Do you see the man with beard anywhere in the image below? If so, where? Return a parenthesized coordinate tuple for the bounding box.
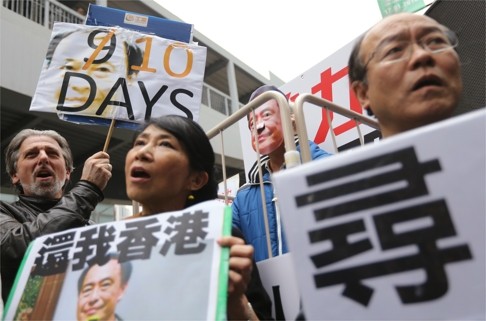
(0, 129, 112, 302)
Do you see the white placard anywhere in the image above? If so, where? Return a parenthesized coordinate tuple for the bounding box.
(273, 110, 486, 320)
(256, 253, 301, 320)
(3, 200, 230, 321)
(30, 23, 206, 123)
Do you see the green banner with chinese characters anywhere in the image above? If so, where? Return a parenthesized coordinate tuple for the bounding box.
(377, 0, 427, 17)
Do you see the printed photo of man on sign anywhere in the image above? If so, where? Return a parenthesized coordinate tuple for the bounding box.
(31, 23, 207, 123)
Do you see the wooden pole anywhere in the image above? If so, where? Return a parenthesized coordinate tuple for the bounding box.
(103, 118, 116, 152)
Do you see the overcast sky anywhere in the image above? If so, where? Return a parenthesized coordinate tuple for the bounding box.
(154, 0, 384, 83)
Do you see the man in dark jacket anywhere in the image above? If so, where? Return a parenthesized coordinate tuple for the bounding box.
(232, 85, 333, 262)
(0, 129, 112, 302)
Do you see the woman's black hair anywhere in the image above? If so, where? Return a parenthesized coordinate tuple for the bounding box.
(139, 115, 218, 207)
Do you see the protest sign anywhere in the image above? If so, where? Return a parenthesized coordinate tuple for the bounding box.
(3, 200, 231, 321)
(272, 109, 485, 320)
(30, 22, 207, 125)
(256, 253, 301, 320)
(58, 4, 197, 129)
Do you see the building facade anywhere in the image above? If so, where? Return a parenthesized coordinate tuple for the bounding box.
(0, 0, 281, 221)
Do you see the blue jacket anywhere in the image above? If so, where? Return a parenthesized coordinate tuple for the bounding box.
(232, 139, 332, 262)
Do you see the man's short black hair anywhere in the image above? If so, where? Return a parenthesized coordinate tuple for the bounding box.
(248, 85, 287, 103)
(77, 253, 133, 294)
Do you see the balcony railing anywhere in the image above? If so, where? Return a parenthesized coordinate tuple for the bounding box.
(202, 84, 234, 116)
(3, 0, 85, 27)
(2, 0, 234, 116)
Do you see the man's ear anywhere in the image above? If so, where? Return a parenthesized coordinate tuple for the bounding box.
(11, 173, 19, 185)
(352, 81, 371, 115)
(117, 284, 128, 302)
(190, 171, 209, 191)
(62, 170, 71, 190)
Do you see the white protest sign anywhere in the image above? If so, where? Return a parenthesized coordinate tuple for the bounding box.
(256, 254, 301, 320)
(281, 39, 380, 152)
(272, 109, 485, 320)
(30, 23, 207, 123)
(3, 200, 230, 321)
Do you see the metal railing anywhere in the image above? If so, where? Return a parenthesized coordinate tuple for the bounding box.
(292, 93, 380, 163)
(207, 91, 297, 258)
(207, 91, 381, 258)
(207, 90, 299, 196)
(2, 0, 85, 27)
(208, 92, 380, 178)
